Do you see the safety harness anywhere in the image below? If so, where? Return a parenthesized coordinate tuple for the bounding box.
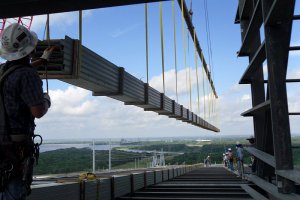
(0, 63, 42, 195)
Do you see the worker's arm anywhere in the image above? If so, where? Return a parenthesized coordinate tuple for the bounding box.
(30, 93, 51, 118)
(20, 67, 51, 119)
(31, 58, 45, 68)
(31, 46, 56, 68)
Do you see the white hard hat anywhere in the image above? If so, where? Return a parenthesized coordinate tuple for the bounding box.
(0, 23, 38, 61)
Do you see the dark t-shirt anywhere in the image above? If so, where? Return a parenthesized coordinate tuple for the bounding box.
(2, 60, 44, 133)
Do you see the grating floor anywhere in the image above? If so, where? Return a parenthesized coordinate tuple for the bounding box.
(117, 167, 257, 200)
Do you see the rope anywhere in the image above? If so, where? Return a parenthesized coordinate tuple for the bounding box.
(172, 0, 178, 102)
(160, 2, 165, 93)
(180, 0, 189, 109)
(194, 28, 200, 115)
(78, 10, 83, 75)
(145, 3, 149, 84)
(45, 14, 50, 94)
(188, 53, 192, 111)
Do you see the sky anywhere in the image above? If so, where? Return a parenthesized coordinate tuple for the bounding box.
(6, 0, 300, 140)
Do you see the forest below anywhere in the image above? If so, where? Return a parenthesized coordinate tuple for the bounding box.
(34, 138, 300, 175)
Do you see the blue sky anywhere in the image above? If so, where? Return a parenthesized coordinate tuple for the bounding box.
(13, 0, 299, 139)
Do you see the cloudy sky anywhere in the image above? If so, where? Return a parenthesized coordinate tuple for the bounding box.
(7, 1, 300, 139)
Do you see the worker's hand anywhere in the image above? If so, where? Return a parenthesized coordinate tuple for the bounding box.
(40, 46, 55, 61)
(43, 93, 51, 108)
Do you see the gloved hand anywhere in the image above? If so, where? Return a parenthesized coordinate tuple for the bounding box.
(40, 46, 55, 61)
(43, 93, 51, 108)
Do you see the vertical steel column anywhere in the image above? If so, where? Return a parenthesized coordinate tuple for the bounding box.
(237, 0, 267, 178)
(261, 0, 295, 194)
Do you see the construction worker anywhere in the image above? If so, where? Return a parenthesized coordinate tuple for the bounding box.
(227, 148, 234, 171)
(204, 155, 211, 167)
(0, 23, 53, 199)
(246, 136, 256, 173)
(235, 141, 244, 177)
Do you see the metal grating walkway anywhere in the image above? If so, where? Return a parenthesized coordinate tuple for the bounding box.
(117, 167, 260, 200)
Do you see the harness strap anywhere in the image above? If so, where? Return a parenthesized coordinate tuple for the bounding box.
(0, 64, 25, 141)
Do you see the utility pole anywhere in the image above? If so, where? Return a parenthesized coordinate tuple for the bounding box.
(109, 139, 111, 172)
(92, 140, 95, 173)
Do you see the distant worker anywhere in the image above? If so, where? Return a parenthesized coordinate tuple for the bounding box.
(0, 23, 54, 199)
(224, 152, 229, 167)
(227, 148, 234, 171)
(204, 155, 211, 167)
(246, 136, 256, 173)
(236, 141, 244, 177)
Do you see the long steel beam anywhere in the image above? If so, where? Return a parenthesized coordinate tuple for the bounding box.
(35, 37, 220, 132)
(0, 0, 172, 19)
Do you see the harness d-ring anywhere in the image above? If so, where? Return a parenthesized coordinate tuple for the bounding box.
(33, 134, 43, 146)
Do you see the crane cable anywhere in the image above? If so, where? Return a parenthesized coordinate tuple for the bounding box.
(160, 2, 165, 94)
(145, 3, 149, 84)
(194, 28, 200, 115)
(172, 0, 178, 103)
(180, 0, 189, 109)
(201, 52, 206, 119)
(187, 0, 193, 112)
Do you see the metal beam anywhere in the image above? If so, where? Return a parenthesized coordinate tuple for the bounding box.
(245, 174, 300, 200)
(276, 170, 300, 185)
(244, 147, 275, 168)
(241, 100, 270, 117)
(0, 0, 172, 19)
(240, 184, 269, 200)
(261, 0, 296, 194)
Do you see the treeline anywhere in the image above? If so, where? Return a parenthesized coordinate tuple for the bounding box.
(34, 143, 300, 175)
(34, 148, 150, 175)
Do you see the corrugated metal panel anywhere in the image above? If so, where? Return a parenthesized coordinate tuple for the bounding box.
(85, 180, 98, 200)
(163, 170, 169, 181)
(173, 168, 176, 177)
(148, 87, 161, 108)
(133, 173, 145, 191)
(192, 113, 197, 124)
(156, 95, 174, 115)
(28, 183, 80, 200)
(111, 71, 145, 103)
(36, 36, 74, 78)
(163, 96, 174, 113)
(182, 106, 188, 119)
(80, 45, 120, 92)
(114, 175, 131, 198)
(155, 170, 163, 183)
(146, 171, 155, 186)
(99, 178, 111, 200)
(188, 110, 193, 122)
(168, 169, 174, 179)
(174, 102, 181, 117)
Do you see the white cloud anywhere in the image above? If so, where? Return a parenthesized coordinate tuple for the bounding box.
(290, 40, 300, 57)
(287, 68, 300, 79)
(30, 10, 93, 32)
(35, 74, 300, 140)
(241, 94, 251, 101)
(111, 24, 139, 38)
(149, 68, 203, 95)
